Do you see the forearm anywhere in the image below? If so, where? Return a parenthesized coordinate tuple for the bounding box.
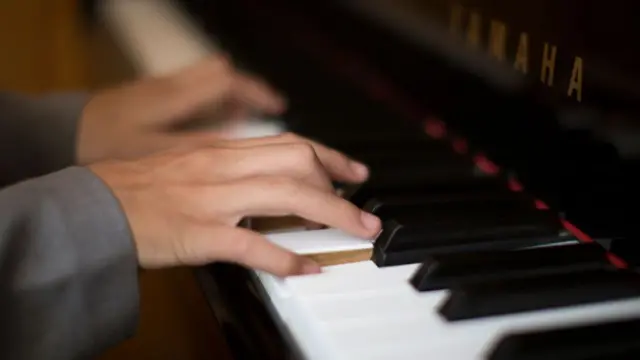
(0, 167, 139, 360)
(0, 92, 89, 187)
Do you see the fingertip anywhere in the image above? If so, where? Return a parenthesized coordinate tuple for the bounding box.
(301, 259, 322, 275)
(278, 254, 321, 277)
(211, 53, 233, 69)
(264, 93, 287, 114)
(275, 94, 288, 109)
(360, 211, 382, 237)
(350, 161, 369, 181)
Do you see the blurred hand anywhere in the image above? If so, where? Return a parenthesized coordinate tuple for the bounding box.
(89, 133, 379, 277)
(76, 55, 285, 164)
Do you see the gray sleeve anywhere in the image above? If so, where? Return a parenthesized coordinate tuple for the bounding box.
(0, 92, 89, 188)
(0, 166, 139, 360)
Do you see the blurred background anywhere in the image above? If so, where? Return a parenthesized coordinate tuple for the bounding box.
(0, 1, 230, 359)
(0, 1, 90, 93)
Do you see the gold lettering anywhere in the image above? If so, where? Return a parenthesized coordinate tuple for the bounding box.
(450, 3, 465, 34)
(514, 32, 529, 73)
(488, 20, 507, 61)
(540, 42, 557, 86)
(448, 10, 584, 101)
(466, 11, 482, 47)
(567, 56, 583, 102)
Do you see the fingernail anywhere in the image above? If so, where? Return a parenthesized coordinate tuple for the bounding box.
(351, 161, 369, 179)
(360, 211, 381, 232)
(302, 260, 322, 274)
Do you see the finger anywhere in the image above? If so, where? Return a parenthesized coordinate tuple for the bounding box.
(187, 224, 321, 276)
(302, 187, 346, 230)
(181, 144, 335, 192)
(220, 176, 382, 239)
(161, 56, 236, 121)
(214, 133, 369, 183)
(188, 96, 251, 127)
(232, 72, 287, 114)
(126, 56, 236, 127)
(219, 99, 251, 122)
(229, 143, 334, 191)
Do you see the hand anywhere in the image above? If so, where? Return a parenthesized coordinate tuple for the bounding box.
(76, 55, 285, 164)
(88, 133, 380, 276)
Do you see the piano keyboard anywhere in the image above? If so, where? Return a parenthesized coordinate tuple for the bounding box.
(256, 127, 640, 359)
(94, 1, 640, 359)
(256, 256, 640, 359)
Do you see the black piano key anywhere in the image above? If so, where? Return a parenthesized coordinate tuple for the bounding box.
(439, 268, 640, 321)
(373, 209, 571, 267)
(326, 136, 450, 159)
(345, 177, 505, 208)
(486, 317, 640, 360)
(352, 147, 462, 166)
(297, 118, 430, 143)
(364, 191, 532, 220)
(409, 243, 609, 292)
(366, 156, 486, 187)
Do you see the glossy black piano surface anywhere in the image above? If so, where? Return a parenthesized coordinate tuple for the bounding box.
(85, 0, 640, 358)
(174, 0, 640, 247)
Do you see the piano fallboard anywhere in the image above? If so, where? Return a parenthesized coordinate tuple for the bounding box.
(175, 0, 640, 247)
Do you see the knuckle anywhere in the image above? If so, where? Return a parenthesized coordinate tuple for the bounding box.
(291, 141, 316, 157)
(289, 142, 318, 171)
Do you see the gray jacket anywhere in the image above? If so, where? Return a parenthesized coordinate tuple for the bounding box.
(0, 93, 139, 360)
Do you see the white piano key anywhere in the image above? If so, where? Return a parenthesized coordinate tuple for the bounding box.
(309, 287, 445, 322)
(270, 295, 342, 360)
(440, 297, 640, 359)
(319, 281, 640, 359)
(253, 274, 343, 360)
(333, 320, 444, 359)
(307, 287, 448, 356)
(224, 117, 286, 138)
(255, 247, 640, 360)
(254, 270, 292, 299)
(255, 259, 379, 307)
(286, 262, 419, 296)
(265, 228, 373, 256)
(277, 251, 640, 359)
(253, 233, 640, 360)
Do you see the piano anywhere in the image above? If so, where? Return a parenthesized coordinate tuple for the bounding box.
(84, 0, 640, 358)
